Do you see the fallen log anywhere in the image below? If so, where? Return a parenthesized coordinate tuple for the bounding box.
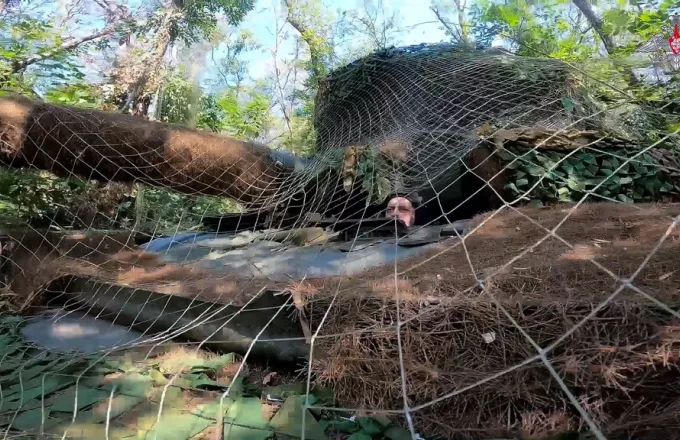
(45, 277, 308, 363)
(0, 95, 286, 206)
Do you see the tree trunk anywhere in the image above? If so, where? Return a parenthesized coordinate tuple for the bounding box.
(122, 5, 177, 117)
(572, 0, 615, 54)
(0, 95, 285, 206)
(283, 0, 325, 88)
(571, 0, 639, 85)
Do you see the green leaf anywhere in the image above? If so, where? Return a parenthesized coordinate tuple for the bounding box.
(526, 166, 547, 177)
(660, 182, 673, 193)
(643, 179, 658, 194)
(89, 372, 154, 398)
(505, 160, 522, 170)
(149, 369, 168, 385)
(50, 385, 111, 412)
(11, 407, 50, 431)
(515, 178, 529, 187)
(561, 162, 575, 175)
(347, 432, 373, 440)
(2, 358, 62, 387)
(567, 179, 585, 192)
(496, 149, 515, 161)
(496, 150, 515, 161)
(224, 424, 273, 440)
(605, 175, 621, 187)
(619, 177, 633, 185)
(142, 404, 220, 440)
(225, 397, 270, 430)
(327, 419, 360, 433)
(617, 194, 634, 203)
(561, 97, 575, 113)
(1, 376, 76, 411)
(357, 417, 384, 436)
(384, 425, 412, 440)
(505, 182, 519, 193)
(634, 165, 649, 175)
(584, 177, 606, 186)
(74, 393, 144, 424)
(269, 396, 327, 440)
(580, 153, 597, 165)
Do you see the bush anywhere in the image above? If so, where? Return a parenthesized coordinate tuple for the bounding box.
(499, 147, 680, 205)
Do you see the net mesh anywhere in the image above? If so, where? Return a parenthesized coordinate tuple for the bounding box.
(0, 43, 680, 440)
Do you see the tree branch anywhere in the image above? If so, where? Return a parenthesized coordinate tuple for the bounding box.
(572, 0, 641, 86)
(571, 0, 614, 54)
(430, 6, 464, 46)
(12, 25, 117, 73)
(283, 0, 325, 83)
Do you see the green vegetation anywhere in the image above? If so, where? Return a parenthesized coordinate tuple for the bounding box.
(500, 146, 680, 205)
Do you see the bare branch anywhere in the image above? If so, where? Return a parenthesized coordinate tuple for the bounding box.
(430, 6, 464, 45)
(272, 16, 293, 135)
(571, 0, 615, 54)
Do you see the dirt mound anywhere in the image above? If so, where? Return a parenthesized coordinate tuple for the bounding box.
(303, 202, 680, 439)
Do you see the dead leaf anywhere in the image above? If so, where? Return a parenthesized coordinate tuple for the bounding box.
(659, 271, 675, 281)
(262, 372, 278, 385)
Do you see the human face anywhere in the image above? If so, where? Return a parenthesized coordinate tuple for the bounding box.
(386, 197, 415, 227)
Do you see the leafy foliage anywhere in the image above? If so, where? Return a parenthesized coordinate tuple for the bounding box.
(354, 147, 391, 204)
(0, 16, 86, 95)
(0, 170, 81, 224)
(280, 115, 317, 157)
(214, 88, 274, 140)
(499, 147, 680, 205)
(156, 69, 202, 125)
(159, 0, 256, 46)
(0, 168, 238, 232)
(478, 0, 598, 61)
(127, 187, 240, 232)
(44, 83, 101, 107)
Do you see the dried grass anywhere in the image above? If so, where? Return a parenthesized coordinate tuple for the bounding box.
(302, 202, 680, 439)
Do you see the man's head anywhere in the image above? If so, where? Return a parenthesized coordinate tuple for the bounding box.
(386, 196, 415, 227)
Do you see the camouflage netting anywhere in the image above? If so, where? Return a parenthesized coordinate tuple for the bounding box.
(1, 44, 678, 223)
(310, 44, 679, 209)
(2, 43, 680, 440)
(302, 202, 680, 440)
